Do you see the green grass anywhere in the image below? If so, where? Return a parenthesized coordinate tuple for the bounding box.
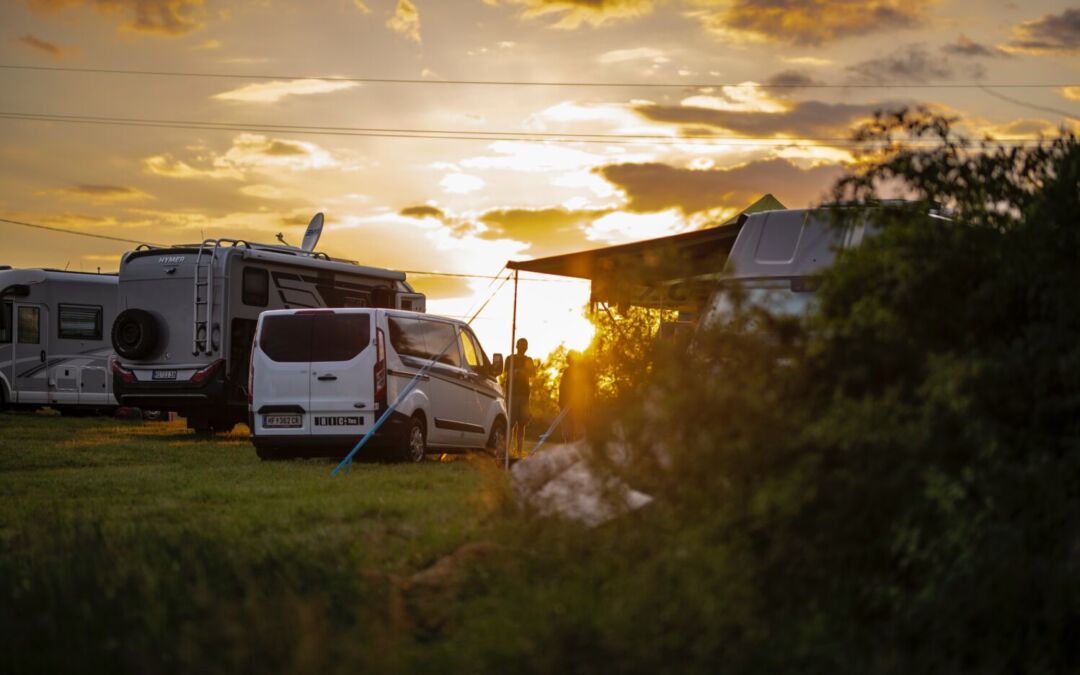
(0, 411, 497, 674)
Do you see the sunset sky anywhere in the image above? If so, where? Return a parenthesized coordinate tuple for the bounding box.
(2, 0, 1077, 357)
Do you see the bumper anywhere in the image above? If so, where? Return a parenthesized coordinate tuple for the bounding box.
(114, 369, 229, 412)
(249, 410, 411, 458)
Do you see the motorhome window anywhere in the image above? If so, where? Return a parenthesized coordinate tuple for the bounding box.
(242, 267, 269, 307)
(0, 302, 10, 343)
(460, 328, 480, 368)
(310, 314, 371, 362)
(17, 306, 40, 344)
(260, 315, 313, 362)
(58, 304, 102, 340)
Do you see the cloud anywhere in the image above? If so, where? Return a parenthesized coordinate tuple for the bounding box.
(596, 159, 842, 214)
(846, 44, 982, 83)
(25, 0, 208, 36)
(479, 206, 612, 254)
(400, 205, 447, 220)
(144, 134, 343, 180)
(694, 0, 931, 46)
(352, 0, 371, 12)
(38, 184, 152, 203)
(460, 141, 609, 173)
(441, 173, 486, 194)
(1002, 9, 1080, 56)
(387, 0, 421, 43)
(942, 34, 1010, 58)
(491, 0, 655, 28)
(597, 46, 668, 64)
(765, 69, 822, 90)
(212, 79, 358, 103)
(633, 99, 882, 137)
(15, 34, 64, 58)
(406, 274, 475, 300)
(1062, 87, 1080, 102)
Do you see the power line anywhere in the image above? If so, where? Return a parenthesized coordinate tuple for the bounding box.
(0, 216, 587, 283)
(1, 63, 1075, 90)
(0, 217, 162, 246)
(978, 86, 1079, 122)
(0, 110, 1051, 147)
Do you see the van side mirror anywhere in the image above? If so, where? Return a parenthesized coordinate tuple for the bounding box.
(491, 353, 503, 375)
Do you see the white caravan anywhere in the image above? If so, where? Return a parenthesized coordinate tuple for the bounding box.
(111, 232, 426, 435)
(250, 308, 506, 461)
(0, 267, 118, 413)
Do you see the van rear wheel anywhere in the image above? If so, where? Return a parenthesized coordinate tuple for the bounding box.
(400, 416, 426, 463)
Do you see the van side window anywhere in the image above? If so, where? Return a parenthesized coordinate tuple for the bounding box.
(242, 267, 269, 307)
(460, 328, 480, 368)
(388, 317, 428, 359)
(17, 306, 40, 344)
(423, 321, 462, 367)
(0, 302, 11, 344)
(387, 317, 462, 367)
(465, 329, 488, 368)
(58, 304, 103, 340)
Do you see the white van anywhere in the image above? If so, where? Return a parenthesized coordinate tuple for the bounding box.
(249, 308, 507, 461)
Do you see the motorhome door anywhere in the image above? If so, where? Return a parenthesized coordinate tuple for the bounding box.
(11, 302, 48, 404)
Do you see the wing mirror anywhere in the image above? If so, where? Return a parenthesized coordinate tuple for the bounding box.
(490, 353, 504, 376)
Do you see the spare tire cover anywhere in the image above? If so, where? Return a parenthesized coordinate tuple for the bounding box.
(112, 308, 159, 360)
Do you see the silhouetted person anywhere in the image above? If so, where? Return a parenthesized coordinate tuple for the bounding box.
(559, 351, 592, 442)
(504, 337, 535, 455)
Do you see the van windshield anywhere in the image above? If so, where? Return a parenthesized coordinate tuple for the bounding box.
(701, 278, 818, 329)
(260, 313, 371, 363)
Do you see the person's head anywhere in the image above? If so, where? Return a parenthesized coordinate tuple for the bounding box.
(566, 351, 576, 365)
(516, 337, 528, 355)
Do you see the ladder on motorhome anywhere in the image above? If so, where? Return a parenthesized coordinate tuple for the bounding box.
(192, 240, 217, 355)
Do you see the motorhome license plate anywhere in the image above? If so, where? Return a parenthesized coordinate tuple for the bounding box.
(264, 414, 302, 428)
(152, 370, 178, 380)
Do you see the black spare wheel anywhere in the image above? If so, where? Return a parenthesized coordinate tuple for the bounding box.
(112, 309, 159, 360)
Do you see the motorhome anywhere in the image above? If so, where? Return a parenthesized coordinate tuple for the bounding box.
(110, 220, 426, 435)
(0, 267, 118, 414)
(249, 308, 506, 461)
(699, 207, 873, 326)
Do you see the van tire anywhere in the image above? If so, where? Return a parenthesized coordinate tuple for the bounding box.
(487, 419, 507, 460)
(400, 416, 426, 463)
(112, 309, 159, 360)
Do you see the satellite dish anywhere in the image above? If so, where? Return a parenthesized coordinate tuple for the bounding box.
(301, 212, 324, 252)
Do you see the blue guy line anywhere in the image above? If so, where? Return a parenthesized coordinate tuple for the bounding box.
(529, 406, 569, 457)
(331, 337, 460, 477)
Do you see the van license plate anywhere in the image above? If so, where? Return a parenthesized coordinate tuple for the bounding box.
(264, 414, 302, 428)
(152, 370, 178, 380)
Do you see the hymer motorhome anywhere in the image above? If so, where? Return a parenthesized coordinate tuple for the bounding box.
(111, 216, 425, 434)
(0, 267, 118, 413)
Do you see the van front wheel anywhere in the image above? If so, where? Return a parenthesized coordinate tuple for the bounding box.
(401, 417, 426, 463)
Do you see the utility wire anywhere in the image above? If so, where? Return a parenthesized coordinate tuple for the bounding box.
(0, 110, 1051, 147)
(0, 216, 162, 246)
(1, 63, 1075, 90)
(978, 86, 1079, 122)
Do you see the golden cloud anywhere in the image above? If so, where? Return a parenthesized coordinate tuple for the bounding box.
(212, 79, 359, 104)
(491, 0, 655, 28)
(479, 206, 612, 255)
(406, 274, 475, 300)
(1062, 87, 1080, 102)
(14, 34, 64, 58)
(37, 184, 152, 203)
(596, 159, 842, 214)
(387, 0, 421, 43)
(692, 0, 932, 46)
(25, 0, 208, 36)
(1002, 9, 1080, 56)
(633, 99, 885, 137)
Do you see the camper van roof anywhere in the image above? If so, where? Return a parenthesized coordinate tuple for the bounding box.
(0, 267, 118, 294)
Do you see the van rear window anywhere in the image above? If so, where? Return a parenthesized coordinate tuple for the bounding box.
(260, 313, 371, 363)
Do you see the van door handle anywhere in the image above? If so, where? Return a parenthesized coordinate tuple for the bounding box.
(40, 351, 46, 363)
(317, 374, 337, 381)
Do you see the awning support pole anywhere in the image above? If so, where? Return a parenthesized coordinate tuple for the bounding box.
(506, 269, 519, 470)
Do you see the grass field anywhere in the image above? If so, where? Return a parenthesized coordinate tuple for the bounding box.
(0, 411, 505, 673)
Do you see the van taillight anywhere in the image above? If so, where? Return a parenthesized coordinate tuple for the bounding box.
(374, 327, 387, 408)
